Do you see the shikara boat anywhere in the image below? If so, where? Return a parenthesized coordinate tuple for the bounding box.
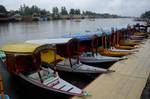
(119, 40, 139, 46)
(80, 52, 126, 68)
(125, 28, 147, 41)
(62, 33, 126, 66)
(26, 38, 114, 73)
(0, 75, 10, 99)
(110, 31, 137, 50)
(118, 29, 144, 46)
(134, 32, 147, 36)
(98, 34, 130, 57)
(0, 43, 88, 96)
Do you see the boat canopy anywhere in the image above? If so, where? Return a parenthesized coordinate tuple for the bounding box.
(0, 43, 65, 73)
(26, 38, 72, 45)
(62, 33, 97, 41)
(0, 43, 56, 55)
(0, 43, 41, 53)
(62, 25, 128, 41)
(62, 31, 112, 41)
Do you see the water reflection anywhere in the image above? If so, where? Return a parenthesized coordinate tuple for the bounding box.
(0, 18, 142, 45)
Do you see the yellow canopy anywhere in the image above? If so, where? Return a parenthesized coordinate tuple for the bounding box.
(41, 49, 64, 63)
(0, 43, 41, 53)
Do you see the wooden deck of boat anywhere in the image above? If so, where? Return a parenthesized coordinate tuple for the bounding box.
(72, 39, 150, 99)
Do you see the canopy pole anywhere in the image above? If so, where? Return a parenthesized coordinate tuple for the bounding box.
(114, 33, 117, 46)
(102, 34, 104, 49)
(110, 34, 112, 48)
(92, 36, 98, 55)
(37, 70, 43, 83)
(53, 49, 57, 75)
(91, 37, 95, 56)
(95, 37, 98, 55)
(117, 31, 120, 45)
(104, 35, 107, 49)
(66, 43, 72, 67)
(0, 75, 5, 99)
(77, 40, 80, 64)
(33, 53, 43, 83)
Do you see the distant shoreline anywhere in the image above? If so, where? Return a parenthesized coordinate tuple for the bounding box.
(0, 16, 131, 23)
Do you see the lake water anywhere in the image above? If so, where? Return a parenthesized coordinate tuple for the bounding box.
(0, 18, 144, 99)
(0, 18, 142, 45)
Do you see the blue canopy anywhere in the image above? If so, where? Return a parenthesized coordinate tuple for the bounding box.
(62, 31, 112, 41)
(62, 33, 93, 41)
(63, 31, 101, 41)
(62, 24, 128, 41)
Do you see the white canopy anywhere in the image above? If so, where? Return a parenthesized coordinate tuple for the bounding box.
(25, 38, 72, 45)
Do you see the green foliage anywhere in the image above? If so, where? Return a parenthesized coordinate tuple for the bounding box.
(19, 4, 48, 16)
(0, 5, 7, 13)
(74, 9, 80, 15)
(69, 9, 75, 15)
(40, 9, 49, 16)
(0, 5, 7, 17)
(83, 11, 96, 15)
(52, 7, 59, 15)
(141, 11, 150, 19)
(69, 9, 80, 15)
(0, 4, 122, 18)
(61, 6, 68, 15)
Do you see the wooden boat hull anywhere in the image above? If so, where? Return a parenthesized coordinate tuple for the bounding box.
(115, 45, 135, 50)
(130, 37, 144, 40)
(119, 41, 139, 46)
(97, 48, 129, 57)
(79, 52, 126, 68)
(126, 39, 145, 43)
(44, 58, 111, 74)
(81, 61, 116, 69)
(134, 32, 147, 36)
(130, 35, 145, 38)
(18, 70, 87, 96)
(109, 48, 138, 53)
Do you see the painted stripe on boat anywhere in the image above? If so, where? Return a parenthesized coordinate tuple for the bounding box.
(53, 82, 66, 89)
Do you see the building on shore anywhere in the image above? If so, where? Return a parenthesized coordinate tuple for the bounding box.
(9, 14, 22, 22)
(0, 13, 9, 22)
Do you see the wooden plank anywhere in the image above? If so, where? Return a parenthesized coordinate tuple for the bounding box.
(72, 39, 150, 99)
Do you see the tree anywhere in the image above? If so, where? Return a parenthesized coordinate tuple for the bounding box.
(141, 11, 150, 19)
(0, 5, 7, 13)
(69, 9, 75, 15)
(31, 5, 40, 14)
(83, 11, 95, 15)
(61, 6, 68, 15)
(74, 9, 80, 15)
(0, 5, 7, 17)
(52, 7, 59, 15)
(40, 9, 48, 16)
(19, 4, 42, 16)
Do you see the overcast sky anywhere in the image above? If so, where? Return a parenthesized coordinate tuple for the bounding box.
(1, 0, 150, 17)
